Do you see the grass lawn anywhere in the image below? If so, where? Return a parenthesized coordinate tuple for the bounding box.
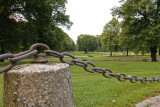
(8, 51, 160, 63)
(66, 51, 140, 56)
(76, 55, 158, 61)
(66, 51, 155, 57)
(46, 51, 160, 62)
(1, 59, 160, 106)
(70, 61, 160, 107)
(46, 55, 160, 63)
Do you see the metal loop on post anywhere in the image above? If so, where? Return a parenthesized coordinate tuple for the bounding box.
(29, 43, 50, 63)
(30, 43, 50, 51)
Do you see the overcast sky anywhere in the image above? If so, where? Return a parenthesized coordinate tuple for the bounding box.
(62, 0, 120, 43)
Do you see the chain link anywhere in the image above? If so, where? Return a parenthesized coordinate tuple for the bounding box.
(83, 61, 96, 73)
(59, 53, 76, 65)
(9, 50, 38, 63)
(0, 43, 160, 83)
(0, 53, 16, 73)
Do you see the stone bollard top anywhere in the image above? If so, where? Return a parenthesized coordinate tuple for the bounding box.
(9, 63, 69, 74)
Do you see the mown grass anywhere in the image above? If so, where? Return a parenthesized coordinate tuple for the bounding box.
(66, 51, 154, 57)
(6, 51, 160, 62)
(66, 51, 137, 56)
(46, 52, 160, 61)
(70, 61, 160, 107)
(76, 55, 157, 61)
(1, 58, 160, 106)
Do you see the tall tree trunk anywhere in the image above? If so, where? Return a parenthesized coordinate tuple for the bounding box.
(110, 51, 112, 57)
(126, 48, 128, 56)
(0, 42, 5, 62)
(150, 46, 157, 62)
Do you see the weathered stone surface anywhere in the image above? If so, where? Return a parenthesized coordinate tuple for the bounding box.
(3, 63, 74, 107)
(136, 96, 160, 107)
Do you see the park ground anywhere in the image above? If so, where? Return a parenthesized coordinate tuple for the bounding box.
(1, 52, 160, 107)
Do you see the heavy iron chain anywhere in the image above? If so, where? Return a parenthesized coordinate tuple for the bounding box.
(0, 43, 160, 83)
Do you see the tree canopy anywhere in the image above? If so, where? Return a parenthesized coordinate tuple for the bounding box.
(77, 34, 98, 53)
(0, 0, 72, 55)
(101, 18, 120, 56)
(112, 0, 160, 61)
(62, 33, 76, 51)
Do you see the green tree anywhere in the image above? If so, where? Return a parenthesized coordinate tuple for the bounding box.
(22, 0, 72, 45)
(77, 35, 98, 53)
(63, 33, 76, 51)
(43, 25, 67, 52)
(101, 18, 120, 56)
(96, 35, 102, 51)
(0, 0, 23, 55)
(112, 0, 160, 61)
(0, 0, 72, 61)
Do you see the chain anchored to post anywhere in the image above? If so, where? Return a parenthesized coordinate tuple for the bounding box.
(0, 43, 160, 83)
(30, 43, 50, 63)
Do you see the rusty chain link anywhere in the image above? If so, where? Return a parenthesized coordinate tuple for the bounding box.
(0, 43, 160, 83)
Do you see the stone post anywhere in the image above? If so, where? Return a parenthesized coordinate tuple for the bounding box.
(3, 63, 74, 107)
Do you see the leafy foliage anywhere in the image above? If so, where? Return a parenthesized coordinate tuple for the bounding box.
(96, 35, 103, 51)
(112, 0, 160, 61)
(62, 33, 76, 51)
(77, 35, 98, 53)
(0, 0, 72, 55)
(101, 18, 120, 56)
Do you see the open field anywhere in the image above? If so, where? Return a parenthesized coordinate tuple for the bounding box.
(14, 55, 160, 63)
(50, 51, 160, 62)
(1, 55, 160, 106)
(70, 61, 160, 107)
(66, 51, 155, 57)
(4, 51, 160, 63)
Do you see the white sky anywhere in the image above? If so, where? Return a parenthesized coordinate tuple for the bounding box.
(62, 0, 120, 43)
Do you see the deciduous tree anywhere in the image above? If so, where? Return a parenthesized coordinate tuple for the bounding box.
(112, 0, 160, 61)
(77, 35, 98, 53)
(101, 18, 120, 56)
(0, 0, 72, 62)
(63, 33, 76, 51)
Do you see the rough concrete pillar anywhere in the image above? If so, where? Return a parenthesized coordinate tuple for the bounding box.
(3, 63, 74, 107)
